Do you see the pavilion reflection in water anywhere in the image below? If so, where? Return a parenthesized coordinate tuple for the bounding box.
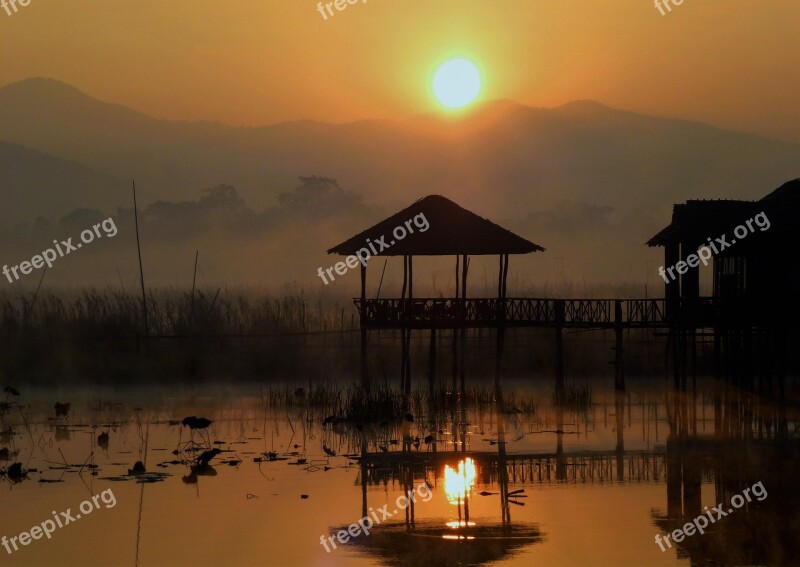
(335, 393, 543, 566)
(325, 367, 799, 567)
(321, 182, 800, 566)
(649, 376, 800, 566)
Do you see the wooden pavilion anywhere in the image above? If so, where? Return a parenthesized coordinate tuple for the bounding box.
(325, 180, 799, 396)
(328, 194, 545, 392)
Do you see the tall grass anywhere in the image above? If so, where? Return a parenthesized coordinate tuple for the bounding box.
(0, 288, 353, 340)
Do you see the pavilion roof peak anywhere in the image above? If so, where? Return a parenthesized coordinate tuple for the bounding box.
(328, 194, 544, 256)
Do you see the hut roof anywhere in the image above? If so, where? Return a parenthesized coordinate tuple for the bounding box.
(647, 200, 756, 247)
(647, 179, 800, 247)
(328, 195, 544, 256)
(759, 178, 800, 207)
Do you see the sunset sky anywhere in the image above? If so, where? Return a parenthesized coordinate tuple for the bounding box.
(1, 0, 798, 141)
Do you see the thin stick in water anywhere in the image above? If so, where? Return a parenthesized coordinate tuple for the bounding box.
(189, 251, 198, 333)
(132, 180, 149, 337)
(29, 267, 47, 316)
(116, 268, 126, 294)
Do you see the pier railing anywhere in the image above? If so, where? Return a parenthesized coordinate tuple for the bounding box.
(354, 297, 737, 329)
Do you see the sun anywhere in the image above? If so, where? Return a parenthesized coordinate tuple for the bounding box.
(432, 58, 482, 109)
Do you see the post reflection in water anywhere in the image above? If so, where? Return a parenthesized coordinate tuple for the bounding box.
(339, 328, 800, 567)
(444, 457, 477, 532)
(7, 341, 800, 566)
(341, 376, 543, 566)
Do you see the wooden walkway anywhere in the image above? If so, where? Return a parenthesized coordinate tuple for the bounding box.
(356, 297, 730, 330)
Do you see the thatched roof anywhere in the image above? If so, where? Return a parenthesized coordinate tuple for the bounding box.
(328, 195, 544, 256)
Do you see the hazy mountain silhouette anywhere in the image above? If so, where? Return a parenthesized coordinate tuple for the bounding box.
(2, 78, 799, 288)
(2, 77, 798, 220)
(0, 141, 120, 224)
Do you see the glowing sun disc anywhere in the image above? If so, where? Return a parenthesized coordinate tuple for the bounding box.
(432, 58, 481, 109)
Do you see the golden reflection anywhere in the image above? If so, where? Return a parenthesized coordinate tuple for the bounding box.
(446, 521, 477, 528)
(444, 458, 477, 505)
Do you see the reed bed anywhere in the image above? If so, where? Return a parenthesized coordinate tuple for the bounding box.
(0, 288, 353, 340)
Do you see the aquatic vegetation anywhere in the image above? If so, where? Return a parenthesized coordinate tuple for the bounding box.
(128, 461, 146, 476)
(4, 462, 26, 482)
(196, 448, 222, 467)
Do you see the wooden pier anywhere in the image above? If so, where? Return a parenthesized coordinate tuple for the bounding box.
(327, 188, 797, 394)
(354, 296, 765, 330)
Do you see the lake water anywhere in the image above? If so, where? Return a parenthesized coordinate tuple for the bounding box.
(0, 375, 797, 566)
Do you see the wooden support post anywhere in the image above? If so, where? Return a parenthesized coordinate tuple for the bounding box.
(497, 254, 504, 300)
(671, 328, 683, 393)
(406, 256, 413, 400)
(400, 256, 408, 394)
(555, 299, 565, 395)
(461, 255, 469, 300)
(681, 330, 688, 394)
(429, 328, 436, 402)
(664, 243, 680, 322)
(615, 391, 625, 482)
(691, 328, 697, 392)
(401, 255, 408, 300)
(360, 437, 369, 519)
(408, 255, 414, 302)
(495, 255, 506, 399)
(405, 327, 412, 401)
(360, 262, 369, 391)
(682, 450, 702, 517)
(455, 255, 460, 298)
(401, 327, 407, 396)
(680, 241, 700, 303)
(502, 254, 509, 299)
(496, 394, 510, 524)
(614, 300, 625, 392)
(680, 239, 699, 401)
(460, 254, 468, 395)
(452, 256, 459, 394)
(555, 404, 566, 482)
(743, 327, 753, 392)
(666, 438, 682, 517)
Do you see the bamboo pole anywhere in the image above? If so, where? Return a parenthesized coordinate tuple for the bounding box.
(189, 251, 198, 334)
(30, 266, 47, 312)
(132, 181, 149, 339)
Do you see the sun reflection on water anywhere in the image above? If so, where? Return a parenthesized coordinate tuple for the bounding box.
(444, 457, 477, 505)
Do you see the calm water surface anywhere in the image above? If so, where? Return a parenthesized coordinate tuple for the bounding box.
(0, 377, 797, 567)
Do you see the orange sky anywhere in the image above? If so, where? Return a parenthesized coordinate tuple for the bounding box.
(1, 0, 798, 141)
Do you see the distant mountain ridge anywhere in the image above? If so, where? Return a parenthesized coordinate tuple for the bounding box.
(1, 77, 798, 222)
(1, 77, 799, 287)
(0, 140, 120, 224)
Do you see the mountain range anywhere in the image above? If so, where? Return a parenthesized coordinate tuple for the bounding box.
(1, 77, 798, 287)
